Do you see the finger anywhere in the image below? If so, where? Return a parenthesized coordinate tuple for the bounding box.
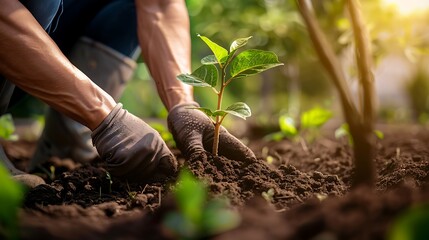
(217, 130, 256, 162)
(178, 135, 206, 160)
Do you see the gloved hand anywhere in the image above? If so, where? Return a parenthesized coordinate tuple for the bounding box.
(167, 102, 256, 161)
(91, 104, 177, 182)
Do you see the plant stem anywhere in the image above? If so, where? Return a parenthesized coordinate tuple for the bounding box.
(347, 0, 376, 187)
(213, 66, 227, 155)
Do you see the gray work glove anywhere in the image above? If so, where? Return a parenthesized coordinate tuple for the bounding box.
(92, 104, 177, 182)
(167, 102, 256, 161)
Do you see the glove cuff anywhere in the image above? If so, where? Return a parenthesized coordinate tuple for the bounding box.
(91, 103, 123, 141)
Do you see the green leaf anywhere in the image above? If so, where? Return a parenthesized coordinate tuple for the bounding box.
(164, 212, 199, 238)
(263, 131, 286, 142)
(177, 64, 218, 87)
(0, 114, 17, 140)
(215, 102, 251, 120)
(174, 170, 207, 224)
(335, 123, 353, 145)
(279, 115, 298, 137)
(201, 199, 241, 235)
(201, 55, 218, 65)
(229, 36, 252, 53)
(198, 34, 228, 65)
(374, 130, 384, 140)
(388, 204, 429, 240)
(191, 107, 215, 117)
(300, 107, 333, 130)
(334, 123, 350, 139)
(230, 49, 283, 79)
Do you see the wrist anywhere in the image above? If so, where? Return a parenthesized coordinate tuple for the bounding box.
(164, 85, 195, 111)
(88, 100, 117, 131)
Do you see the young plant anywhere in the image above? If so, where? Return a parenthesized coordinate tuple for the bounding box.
(297, 0, 377, 186)
(177, 35, 283, 155)
(265, 106, 333, 145)
(163, 169, 240, 239)
(262, 188, 275, 203)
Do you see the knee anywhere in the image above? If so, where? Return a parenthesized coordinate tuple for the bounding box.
(20, 0, 62, 30)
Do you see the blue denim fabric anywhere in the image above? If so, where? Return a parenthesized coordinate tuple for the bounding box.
(1, 0, 139, 114)
(20, 0, 63, 31)
(51, 0, 139, 58)
(0, 0, 62, 114)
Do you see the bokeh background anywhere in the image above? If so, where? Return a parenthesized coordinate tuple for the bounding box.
(9, 0, 429, 136)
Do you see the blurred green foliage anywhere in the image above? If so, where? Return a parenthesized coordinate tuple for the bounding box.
(163, 169, 240, 239)
(0, 164, 24, 240)
(388, 204, 429, 240)
(406, 67, 429, 124)
(0, 114, 18, 141)
(265, 106, 332, 142)
(4, 0, 429, 129)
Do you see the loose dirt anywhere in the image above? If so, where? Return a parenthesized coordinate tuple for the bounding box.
(3, 124, 429, 239)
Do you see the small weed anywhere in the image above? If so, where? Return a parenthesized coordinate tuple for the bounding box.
(106, 172, 112, 194)
(262, 188, 275, 203)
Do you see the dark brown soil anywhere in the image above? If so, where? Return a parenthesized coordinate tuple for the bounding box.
(3, 124, 429, 240)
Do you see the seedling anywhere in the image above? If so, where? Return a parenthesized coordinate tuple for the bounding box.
(106, 172, 113, 194)
(177, 35, 283, 155)
(262, 188, 275, 203)
(163, 169, 240, 239)
(265, 107, 333, 149)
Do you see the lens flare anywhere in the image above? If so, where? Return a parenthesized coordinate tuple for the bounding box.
(382, 0, 429, 15)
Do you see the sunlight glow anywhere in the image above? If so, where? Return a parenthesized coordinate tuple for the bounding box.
(382, 0, 429, 15)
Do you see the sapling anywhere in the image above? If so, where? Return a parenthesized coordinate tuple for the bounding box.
(177, 35, 283, 155)
(297, 0, 377, 186)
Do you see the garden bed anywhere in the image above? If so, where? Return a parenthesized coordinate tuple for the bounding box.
(4, 123, 429, 239)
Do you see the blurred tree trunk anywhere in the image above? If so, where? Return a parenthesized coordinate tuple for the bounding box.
(296, 0, 376, 187)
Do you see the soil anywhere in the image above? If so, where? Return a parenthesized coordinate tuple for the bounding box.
(3, 123, 429, 240)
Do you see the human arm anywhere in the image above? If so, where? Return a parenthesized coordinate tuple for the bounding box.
(0, 0, 176, 181)
(135, 0, 256, 161)
(0, 0, 115, 130)
(135, 0, 194, 110)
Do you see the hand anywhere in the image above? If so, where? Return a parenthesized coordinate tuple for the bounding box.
(91, 104, 177, 182)
(167, 102, 256, 161)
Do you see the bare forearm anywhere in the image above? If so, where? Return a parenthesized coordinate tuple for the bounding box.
(136, 0, 194, 111)
(0, 0, 115, 130)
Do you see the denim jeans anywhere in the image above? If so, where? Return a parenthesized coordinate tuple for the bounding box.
(0, 0, 139, 114)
